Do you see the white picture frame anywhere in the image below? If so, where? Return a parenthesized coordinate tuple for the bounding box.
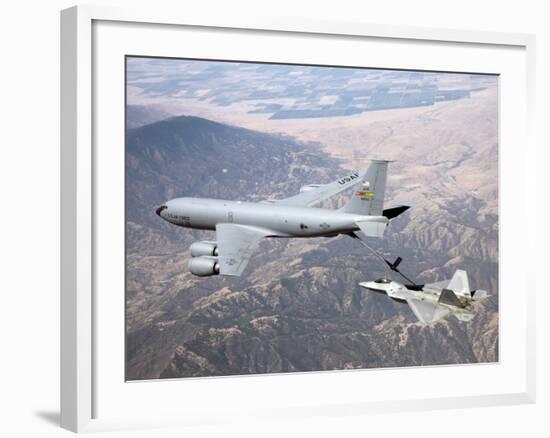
(60, 4, 537, 433)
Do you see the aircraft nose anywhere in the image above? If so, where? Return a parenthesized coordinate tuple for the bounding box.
(155, 205, 167, 217)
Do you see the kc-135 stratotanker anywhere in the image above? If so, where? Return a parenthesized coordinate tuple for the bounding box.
(156, 160, 410, 277)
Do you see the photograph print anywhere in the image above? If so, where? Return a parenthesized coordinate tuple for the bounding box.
(125, 56, 498, 380)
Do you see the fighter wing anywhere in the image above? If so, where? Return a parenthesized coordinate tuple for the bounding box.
(215, 223, 269, 276)
(423, 279, 450, 292)
(274, 169, 366, 207)
(406, 298, 450, 324)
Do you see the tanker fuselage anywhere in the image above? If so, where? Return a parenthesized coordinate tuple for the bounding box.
(157, 197, 386, 238)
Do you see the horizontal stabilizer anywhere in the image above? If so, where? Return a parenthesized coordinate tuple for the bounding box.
(355, 218, 388, 238)
(407, 298, 450, 324)
(454, 311, 475, 322)
(438, 288, 464, 307)
(407, 298, 475, 324)
(472, 289, 489, 300)
(382, 205, 410, 220)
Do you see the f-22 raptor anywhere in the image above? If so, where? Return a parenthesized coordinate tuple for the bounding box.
(359, 270, 489, 323)
(156, 160, 409, 277)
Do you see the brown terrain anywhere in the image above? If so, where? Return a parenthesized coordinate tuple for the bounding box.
(125, 84, 498, 380)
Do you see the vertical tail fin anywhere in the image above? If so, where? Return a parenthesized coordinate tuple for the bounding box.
(447, 269, 471, 298)
(339, 160, 389, 216)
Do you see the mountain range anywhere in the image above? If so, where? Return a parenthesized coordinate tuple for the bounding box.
(125, 114, 498, 380)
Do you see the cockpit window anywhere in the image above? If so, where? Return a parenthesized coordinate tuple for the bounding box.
(374, 278, 391, 284)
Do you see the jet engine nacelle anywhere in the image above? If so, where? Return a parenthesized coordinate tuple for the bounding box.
(299, 184, 321, 193)
(188, 256, 220, 277)
(190, 240, 218, 257)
